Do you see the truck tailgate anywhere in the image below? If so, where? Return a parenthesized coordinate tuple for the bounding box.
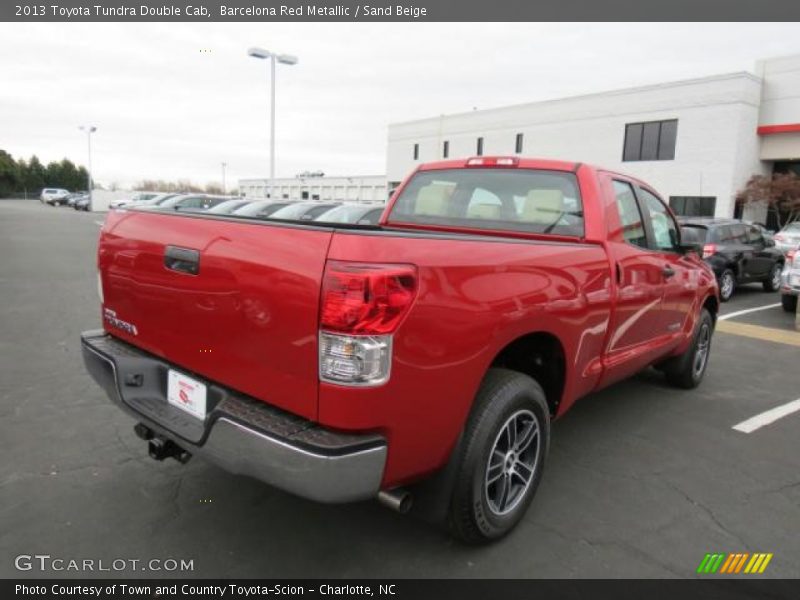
(98, 210, 332, 420)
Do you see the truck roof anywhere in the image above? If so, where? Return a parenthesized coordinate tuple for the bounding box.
(417, 156, 580, 173)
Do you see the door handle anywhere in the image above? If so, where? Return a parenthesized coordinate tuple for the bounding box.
(662, 266, 675, 278)
(164, 246, 200, 275)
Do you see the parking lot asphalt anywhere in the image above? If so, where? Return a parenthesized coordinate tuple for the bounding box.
(1, 199, 798, 579)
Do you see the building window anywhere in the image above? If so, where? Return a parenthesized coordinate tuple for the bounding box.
(669, 196, 716, 217)
(413, 143, 419, 160)
(443, 140, 449, 158)
(623, 119, 678, 161)
(476, 137, 484, 156)
(301, 191, 309, 200)
(515, 133, 524, 154)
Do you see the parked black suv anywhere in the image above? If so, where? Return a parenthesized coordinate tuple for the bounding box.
(679, 218, 785, 302)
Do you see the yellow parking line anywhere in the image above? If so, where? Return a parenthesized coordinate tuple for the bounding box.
(716, 321, 800, 347)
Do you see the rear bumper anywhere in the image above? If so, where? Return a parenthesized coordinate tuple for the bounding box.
(81, 330, 387, 503)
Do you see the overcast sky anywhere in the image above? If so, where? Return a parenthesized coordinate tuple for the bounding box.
(2, 22, 800, 189)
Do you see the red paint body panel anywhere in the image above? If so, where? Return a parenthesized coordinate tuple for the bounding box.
(322, 232, 612, 485)
(96, 160, 718, 490)
(98, 210, 332, 420)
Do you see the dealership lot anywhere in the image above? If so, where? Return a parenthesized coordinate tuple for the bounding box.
(0, 199, 798, 578)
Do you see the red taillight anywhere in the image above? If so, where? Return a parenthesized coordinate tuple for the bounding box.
(465, 156, 519, 168)
(788, 249, 796, 262)
(702, 244, 717, 259)
(320, 261, 418, 335)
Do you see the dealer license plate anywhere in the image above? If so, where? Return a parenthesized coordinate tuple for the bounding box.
(790, 273, 800, 287)
(167, 370, 207, 420)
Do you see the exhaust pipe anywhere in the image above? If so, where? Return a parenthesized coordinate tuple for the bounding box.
(378, 488, 413, 514)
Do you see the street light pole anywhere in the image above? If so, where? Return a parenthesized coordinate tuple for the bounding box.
(221, 162, 227, 195)
(79, 125, 96, 210)
(247, 47, 298, 198)
(270, 55, 276, 187)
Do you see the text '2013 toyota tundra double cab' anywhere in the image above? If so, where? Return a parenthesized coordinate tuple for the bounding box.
(82, 157, 719, 543)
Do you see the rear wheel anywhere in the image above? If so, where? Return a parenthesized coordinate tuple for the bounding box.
(782, 294, 798, 313)
(663, 308, 714, 389)
(763, 263, 783, 292)
(447, 369, 550, 544)
(718, 269, 735, 302)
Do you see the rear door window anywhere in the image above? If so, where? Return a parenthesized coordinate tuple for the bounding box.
(388, 168, 584, 236)
(611, 180, 647, 248)
(638, 188, 679, 252)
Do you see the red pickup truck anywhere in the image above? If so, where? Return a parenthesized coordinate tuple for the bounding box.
(82, 157, 718, 543)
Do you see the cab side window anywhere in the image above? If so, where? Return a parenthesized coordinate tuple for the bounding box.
(639, 188, 679, 252)
(612, 180, 647, 248)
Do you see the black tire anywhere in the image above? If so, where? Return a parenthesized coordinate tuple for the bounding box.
(782, 294, 798, 313)
(663, 308, 714, 389)
(447, 368, 550, 544)
(763, 263, 783, 292)
(718, 269, 735, 302)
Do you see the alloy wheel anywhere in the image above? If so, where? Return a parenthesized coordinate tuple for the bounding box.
(693, 322, 711, 378)
(484, 409, 540, 516)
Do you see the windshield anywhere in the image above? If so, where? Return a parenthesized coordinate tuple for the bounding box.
(388, 168, 584, 236)
(157, 195, 201, 209)
(233, 201, 291, 217)
(315, 204, 381, 224)
(269, 202, 339, 221)
(207, 200, 249, 214)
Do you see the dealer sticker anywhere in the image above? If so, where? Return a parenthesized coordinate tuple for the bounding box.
(167, 370, 207, 420)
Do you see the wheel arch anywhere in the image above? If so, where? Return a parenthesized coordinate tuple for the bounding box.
(488, 331, 566, 416)
(702, 293, 719, 324)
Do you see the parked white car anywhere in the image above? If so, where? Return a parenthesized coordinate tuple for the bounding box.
(774, 222, 800, 254)
(40, 188, 70, 205)
(109, 192, 164, 209)
(780, 245, 800, 312)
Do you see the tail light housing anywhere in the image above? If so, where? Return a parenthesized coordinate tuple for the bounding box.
(788, 249, 798, 266)
(702, 244, 717, 259)
(774, 234, 785, 242)
(319, 261, 418, 386)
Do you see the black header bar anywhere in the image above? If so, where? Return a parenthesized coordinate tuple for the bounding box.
(4, 0, 800, 22)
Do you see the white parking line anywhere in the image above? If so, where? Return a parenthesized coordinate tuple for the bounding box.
(732, 398, 800, 433)
(718, 303, 781, 321)
(94, 220, 104, 226)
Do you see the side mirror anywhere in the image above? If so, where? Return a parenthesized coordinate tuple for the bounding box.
(678, 241, 702, 256)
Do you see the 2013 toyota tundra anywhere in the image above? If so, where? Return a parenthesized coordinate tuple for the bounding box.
(82, 156, 719, 543)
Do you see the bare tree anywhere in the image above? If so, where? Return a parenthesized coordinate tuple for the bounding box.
(736, 172, 800, 229)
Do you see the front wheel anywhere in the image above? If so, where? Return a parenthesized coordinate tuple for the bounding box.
(763, 263, 783, 292)
(663, 308, 714, 389)
(447, 369, 550, 544)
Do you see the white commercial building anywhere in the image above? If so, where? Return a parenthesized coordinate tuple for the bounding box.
(238, 174, 388, 203)
(387, 54, 800, 228)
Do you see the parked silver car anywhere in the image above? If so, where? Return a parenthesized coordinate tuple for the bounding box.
(313, 203, 385, 225)
(774, 222, 800, 254)
(780, 245, 800, 312)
